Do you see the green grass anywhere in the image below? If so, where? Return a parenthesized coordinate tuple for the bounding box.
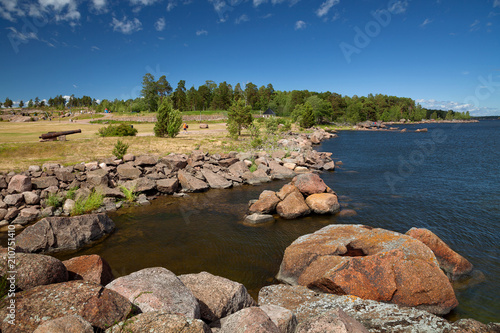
(90, 119, 148, 125)
(119, 185, 137, 203)
(71, 190, 104, 216)
(46, 193, 64, 208)
(72, 114, 104, 120)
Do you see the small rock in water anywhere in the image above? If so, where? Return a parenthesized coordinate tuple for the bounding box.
(244, 214, 275, 225)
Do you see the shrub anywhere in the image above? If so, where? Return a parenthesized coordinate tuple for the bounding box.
(154, 99, 183, 138)
(113, 140, 129, 160)
(65, 186, 79, 200)
(46, 193, 64, 208)
(71, 190, 103, 216)
(264, 117, 279, 135)
(98, 124, 138, 137)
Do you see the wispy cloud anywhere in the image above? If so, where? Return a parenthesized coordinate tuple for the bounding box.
(316, 0, 339, 18)
(6, 27, 38, 42)
(91, 0, 107, 12)
(111, 16, 143, 34)
(494, 0, 500, 8)
(38, 0, 81, 22)
(295, 20, 306, 30)
(129, 0, 160, 6)
(0, 0, 25, 21)
(166, 0, 176, 11)
(155, 17, 166, 31)
(470, 19, 480, 31)
(235, 14, 249, 24)
(420, 18, 432, 27)
(253, 0, 266, 6)
(91, 45, 100, 51)
(389, 0, 409, 14)
(196, 29, 208, 36)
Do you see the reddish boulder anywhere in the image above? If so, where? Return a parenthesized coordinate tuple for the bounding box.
(305, 193, 340, 214)
(249, 191, 281, 214)
(260, 304, 297, 333)
(276, 191, 310, 219)
(406, 228, 474, 280)
(0, 280, 131, 333)
(63, 254, 114, 285)
(276, 184, 300, 200)
(0, 252, 68, 291)
(277, 224, 458, 315)
(291, 173, 327, 196)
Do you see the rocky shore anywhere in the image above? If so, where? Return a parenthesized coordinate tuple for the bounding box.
(0, 128, 336, 238)
(2, 127, 499, 332)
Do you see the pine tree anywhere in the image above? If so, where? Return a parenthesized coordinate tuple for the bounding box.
(154, 98, 183, 138)
(299, 102, 315, 128)
(227, 100, 253, 139)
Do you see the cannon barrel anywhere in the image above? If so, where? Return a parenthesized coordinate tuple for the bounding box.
(39, 129, 82, 139)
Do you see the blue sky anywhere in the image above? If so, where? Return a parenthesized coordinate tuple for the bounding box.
(1, 0, 499, 115)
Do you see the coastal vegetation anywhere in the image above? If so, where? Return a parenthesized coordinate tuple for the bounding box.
(98, 123, 138, 137)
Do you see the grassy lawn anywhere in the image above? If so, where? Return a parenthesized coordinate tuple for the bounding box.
(0, 119, 235, 172)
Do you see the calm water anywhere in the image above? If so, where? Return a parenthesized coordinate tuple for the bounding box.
(53, 120, 499, 323)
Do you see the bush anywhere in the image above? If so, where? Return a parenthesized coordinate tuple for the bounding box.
(46, 193, 63, 208)
(113, 140, 129, 160)
(71, 190, 104, 216)
(119, 185, 137, 202)
(154, 99, 183, 138)
(98, 124, 138, 137)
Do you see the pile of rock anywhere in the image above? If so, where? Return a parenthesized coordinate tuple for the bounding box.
(0, 146, 335, 231)
(1, 245, 497, 332)
(245, 173, 340, 225)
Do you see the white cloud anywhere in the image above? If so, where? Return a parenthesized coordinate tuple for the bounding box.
(111, 16, 142, 34)
(470, 19, 480, 31)
(235, 14, 249, 24)
(420, 18, 432, 27)
(196, 29, 208, 36)
(6, 26, 38, 42)
(316, 0, 339, 18)
(295, 20, 306, 30)
(166, 0, 176, 11)
(208, 0, 230, 22)
(91, 0, 107, 12)
(388, 0, 408, 14)
(494, 0, 500, 7)
(91, 45, 100, 51)
(0, 0, 25, 21)
(253, 0, 266, 6)
(38, 0, 80, 22)
(155, 17, 165, 31)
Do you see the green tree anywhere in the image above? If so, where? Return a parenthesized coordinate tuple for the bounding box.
(245, 82, 258, 109)
(227, 100, 253, 138)
(141, 73, 159, 112)
(157, 75, 172, 101)
(430, 111, 438, 120)
(306, 95, 332, 123)
(233, 83, 244, 102)
(154, 98, 183, 138)
(19, 100, 24, 108)
(211, 81, 232, 110)
(34, 97, 40, 108)
(173, 80, 187, 111)
(28, 99, 34, 108)
(299, 102, 315, 128)
(186, 86, 198, 111)
(445, 110, 454, 120)
(4, 97, 13, 108)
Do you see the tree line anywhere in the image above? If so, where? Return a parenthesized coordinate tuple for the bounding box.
(1, 73, 471, 124)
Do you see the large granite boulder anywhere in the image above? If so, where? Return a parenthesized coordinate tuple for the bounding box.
(249, 190, 280, 214)
(291, 173, 327, 196)
(7, 175, 32, 193)
(86, 169, 109, 187)
(63, 254, 114, 285)
(201, 168, 233, 189)
(178, 170, 209, 192)
(276, 191, 310, 219)
(406, 227, 474, 280)
(0, 252, 68, 291)
(305, 193, 340, 214)
(277, 224, 458, 315)
(122, 177, 156, 193)
(219, 307, 280, 333)
(106, 312, 210, 333)
(258, 285, 454, 333)
(161, 154, 188, 171)
(32, 176, 59, 189)
(268, 161, 295, 180)
(134, 155, 158, 166)
(0, 280, 131, 333)
(105, 267, 200, 319)
(15, 213, 115, 253)
(179, 271, 256, 323)
(33, 315, 93, 333)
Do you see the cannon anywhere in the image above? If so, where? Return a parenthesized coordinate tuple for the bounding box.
(39, 129, 82, 141)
